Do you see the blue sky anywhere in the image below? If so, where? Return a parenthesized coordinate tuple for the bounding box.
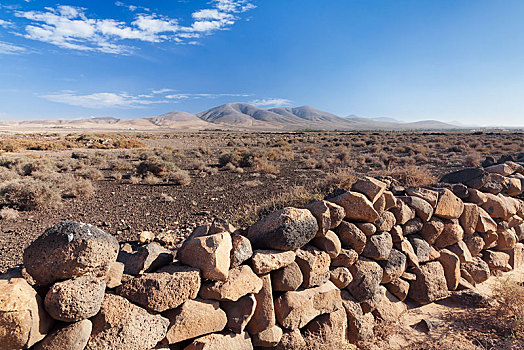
(0, 0, 523, 126)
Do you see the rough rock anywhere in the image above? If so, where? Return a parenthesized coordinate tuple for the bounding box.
(247, 207, 318, 250)
(274, 281, 341, 329)
(508, 242, 524, 269)
(461, 257, 490, 283)
(379, 249, 407, 284)
(374, 211, 396, 232)
(275, 329, 306, 350)
(476, 207, 498, 233)
(438, 249, 460, 290)
(496, 228, 518, 250)
(408, 261, 450, 305)
(482, 250, 511, 271)
(178, 232, 232, 282)
(138, 230, 155, 244)
(372, 291, 407, 322)
(399, 196, 434, 221)
(325, 201, 346, 229)
(251, 250, 296, 274)
(44, 276, 105, 322)
(408, 235, 435, 263)
(385, 278, 410, 301)
(463, 233, 485, 256)
(304, 308, 348, 345)
(163, 298, 227, 344)
(295, 246, 331, 288)
(460, 203, 480, 235)
(246, 274, 275, 334)
(35, 319, 92, 350)
(86, 294, 169, 350)
(304, 200, 331, 237)
(347, 258, 383, 302)
(406, 187, 439, 208)
(352, 176, 387, 203)
(222, 294, 257, 334)
(271, 262, 303, 292)
(185, 332, 253, 350)
(329, 266, 352, 289)
(334, 221, 366, 253)
(312, 230, 342, 258)
(329, 191, 380, 222)
(481, 194, 509, 219)
(123, 242, 173, 275)
(403, 217, 424, 236)
(398, 238, 420, 268)
(434, 189, 464, 219)
(356, 222, 377, 236)
(434, 219, 464, 248)
(251, 325, 283, 348)
(0, 276, 53, 349)
(362, 232, 393, 261)
(447, 240, 473, 263)
(391, 200, 416, 225)
(485, 163, 515, 176)
(420, 217, 444, 244)
(331, 248, 359, 268)
(200, 265, 263, 301)
(340, 291, 374, 343)
(23, 221, 119, 285)
(104, 261, 124, 289)
(440, 168, 488, 188)
(230, 234, 253, 268)
(117, 265, 200, 312)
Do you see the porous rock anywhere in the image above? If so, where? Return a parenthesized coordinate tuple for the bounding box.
(200, 265, 263, 302)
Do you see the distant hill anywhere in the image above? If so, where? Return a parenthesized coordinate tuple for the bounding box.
(0, 103, 463, 131)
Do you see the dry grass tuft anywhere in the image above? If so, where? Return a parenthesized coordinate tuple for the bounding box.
(0, 207, 19, 220)
(381, 165, 437, 186)
(492, 278, 524, 339)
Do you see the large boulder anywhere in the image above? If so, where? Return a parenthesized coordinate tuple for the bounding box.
(0, 276, 53, 349)
(352, 176, 387, 203)
(86, 294, 169, 350)
(329, 191, 380, 222)
(200, 265, 263, 301)
(34, 319, 92, 350)
(247, 207, 318, 250)
(163, 299, 227, 344)
(44, 276, 105, 322)
(408, 262, 450, 304)
(178, 232, 232, 282)
(23, 221, 119, 285)
(434, 189, 464, 220)
(117, 265, 200, 312)
(274, 281, 342, 329)
(440, 168, 488, 188)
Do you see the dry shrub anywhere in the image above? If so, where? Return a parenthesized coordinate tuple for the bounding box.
(492, 278, 524, 339)
(255, 159, 280, 174)
(130, 175, 141, 184)
(143, 173, 162, 185)
(382, 165, 437, 186)
(319, 168, 357, 192)
(137, 158, 175, 177)
(78, 168, 104, 180)
(464, 153, 481, 167)
(110, 172, 123, 180)
(66, 178, 95, 198)
(0, 178, 61, 210)
(0, 207, 19, 220)
(168, 170, 191, 186)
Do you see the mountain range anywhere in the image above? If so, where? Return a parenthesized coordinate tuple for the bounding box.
(0, 103, 461, 131)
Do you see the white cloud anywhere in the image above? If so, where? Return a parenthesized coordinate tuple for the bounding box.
(0, 19, 13, 28)
(0, 41, 27, 54)
(41, 91, 169, 108)
(12, 1, 255, 54)
(250, 98, 292, 107)
(166, 93, 251, 100)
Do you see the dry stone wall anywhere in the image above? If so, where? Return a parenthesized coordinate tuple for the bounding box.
(1, 160, 524, 349)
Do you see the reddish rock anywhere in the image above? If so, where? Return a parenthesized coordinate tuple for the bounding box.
(408, 262, 450, 304)
(385, 278, 410, 301)
(295, 246, 331, 288)
(271, 262, 303, 292)
(434, 189, 464, 220)
(482, 250, 511, 271)
(438, 249, 460, 291)
(246, 274, 275, 334)
(251, 250, 296, 274)
(329, 191, 380, 222)
(185, 332, 253, 350)
(222, 295, 257, 334)
(434, 219, 464, 248)
(459, 203, 480, 235)
(312, 230, 342, 258)
(230, 234, 253, 268)
(461, 257, 490, 283)
(334, 221, 366, 254)
(329, 266, 352, 289)
(420, 217, 444, 244)
(35, 319, 91, 350)
(200, 265, 263, 302)
(331, 248, 359, 268)
(352, 176, 387, 203)
(391, 200, 416, 225)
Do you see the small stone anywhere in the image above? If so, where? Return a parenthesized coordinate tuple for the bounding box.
(274, 281, 342, 329)
(379, 249, 407, 284)
(247, 207, 319, 250)
(251, 325, 283, 347)
(329, 191, 380, 222)
(304, 308, 348, 345)
(391, 200, 416, 225)
(340, 291, 374, 343)
(409, 235, 434, 263)
(496, 228, 518, 250)
(138, 230, 155, 244)
(200, 265, 263, 302)
(331, 248, 359, 268)
(44, 276, 105, 322)
(312, 230, 342, 258)
(372, 291, 407, 322)
(222, 294, 257, 334)
(246, 274, 275, 334)
(164, 298, 227, 344)
(117, 265, 201, 312)
(420, 217, 444, 244)
(271, 262, 303, 292)
(434, 189, 464, 220)
(362, 232, 393, 261)
(185, 332, 253, 350)
(329, 266, 352, 289)
(178, 232, 232, 282)
(295, 246, 331, 288)
(347, 258, 383, 302)
(352, 176, 387, 203)
(438, 249, 460, 291)
(123, 242, 173, 275)
(103, 261, 124, 289)
(408, 261, 450, 305)
(481, 193, 509, 219)
(356, 222, 377, 236)
(508, 242, 524, 269)
(334, 221, 366, 254)
(251, 250, 296, 274)
(35, 320, 91, 350)
(86, 294, 169, 350)
(230, 234, 253, 268)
